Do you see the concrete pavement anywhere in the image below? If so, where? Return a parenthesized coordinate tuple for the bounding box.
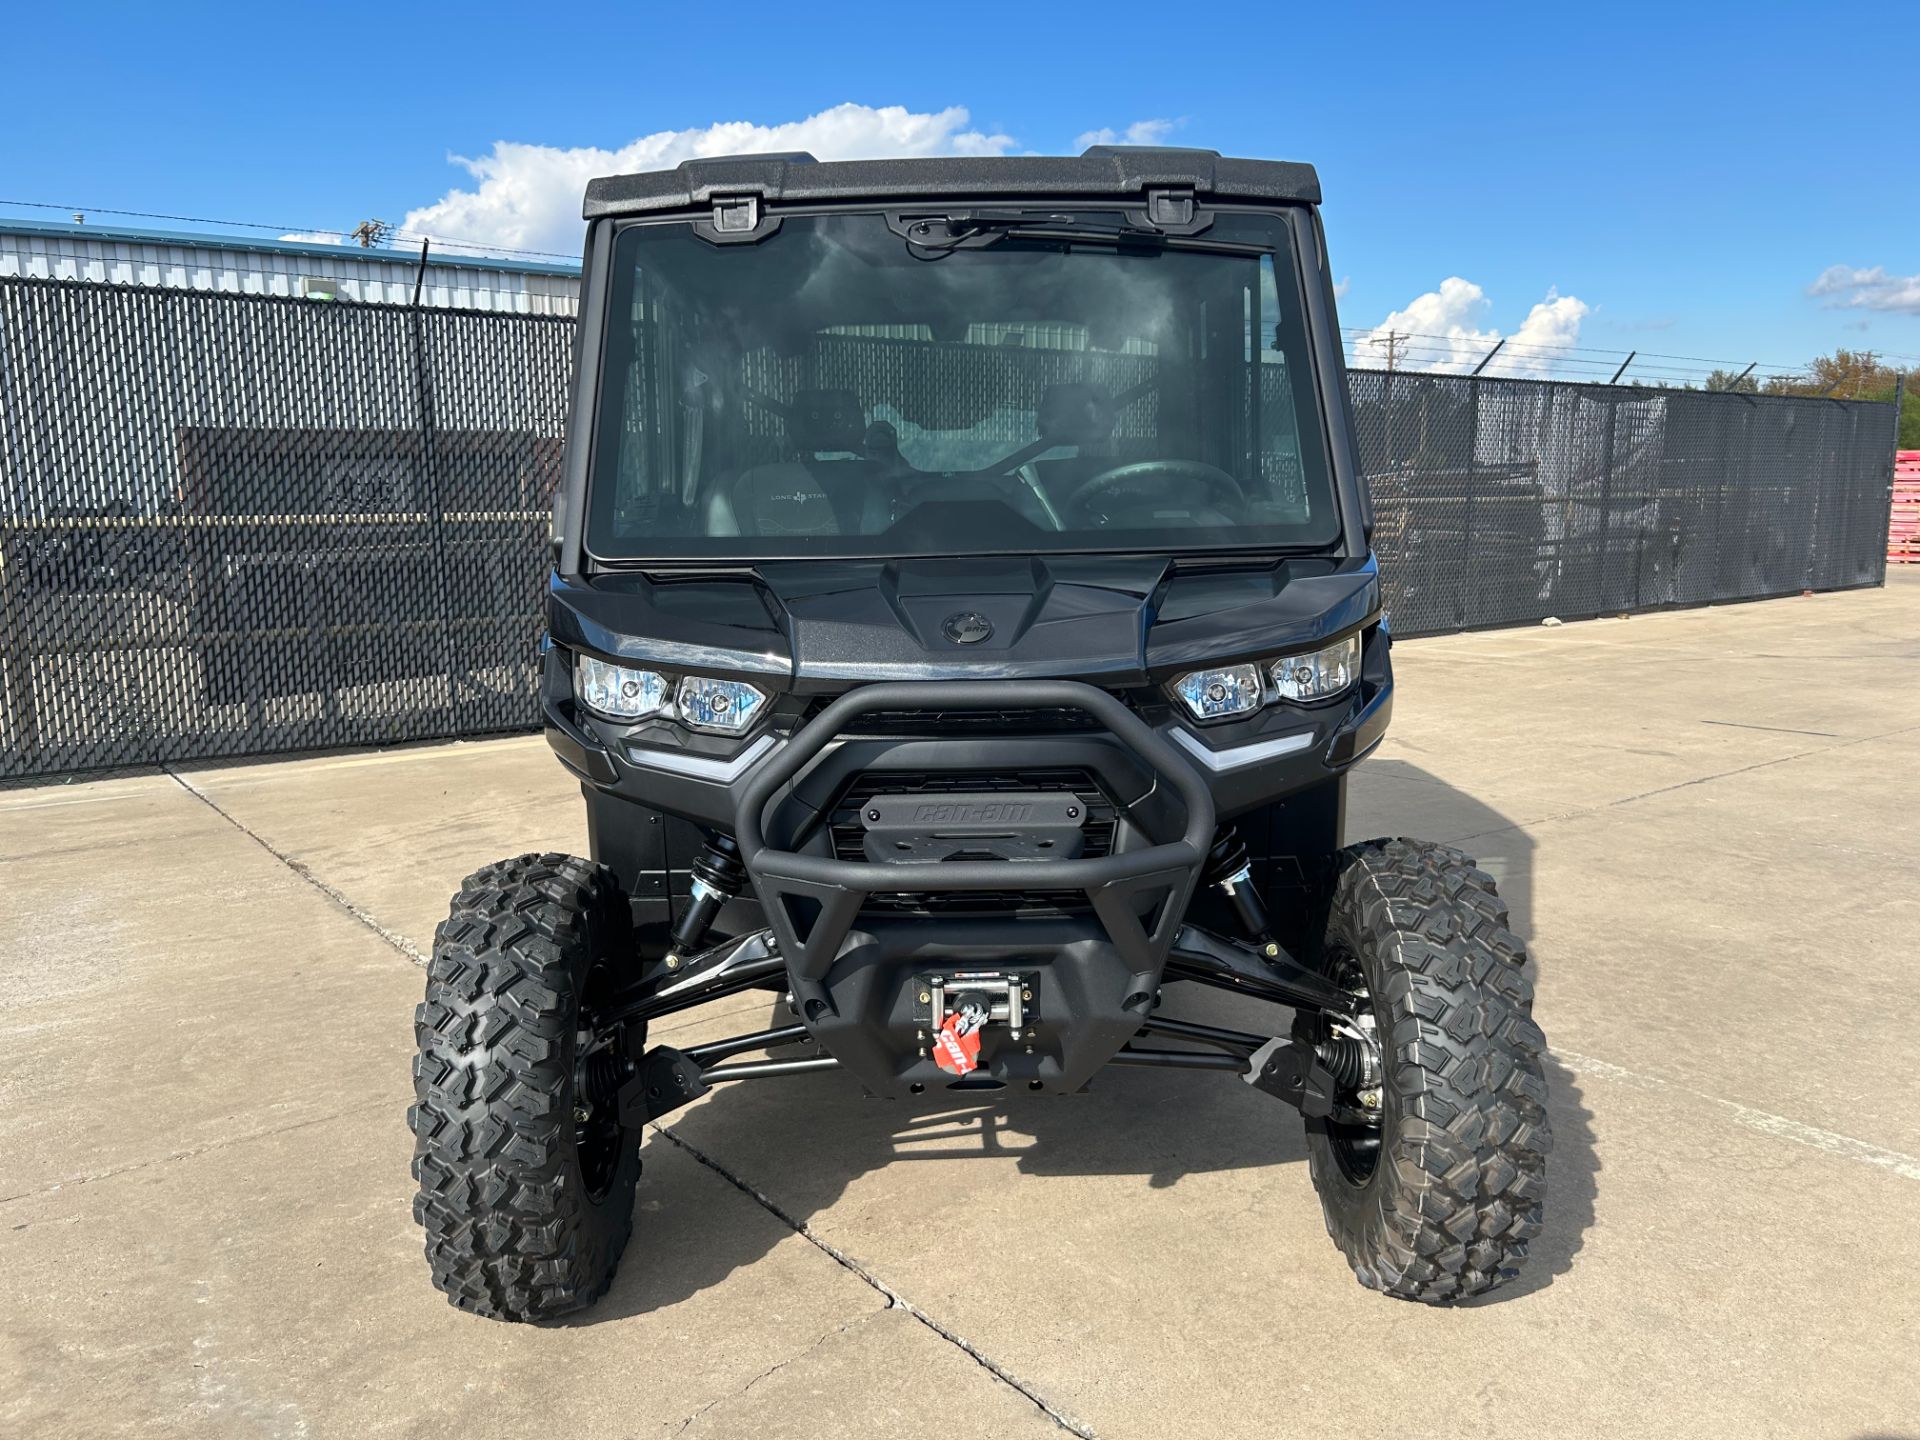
(3, 574, 1916, 1439)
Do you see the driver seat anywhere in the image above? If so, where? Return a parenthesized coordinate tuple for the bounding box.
(708, 389, 892, 537)
(1027, 382, 1119, 507)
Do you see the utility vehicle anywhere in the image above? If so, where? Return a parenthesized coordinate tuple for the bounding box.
(409, 147, 1551, 1321)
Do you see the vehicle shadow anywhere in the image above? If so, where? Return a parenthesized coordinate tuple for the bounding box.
(585, 761, 1599, 1321)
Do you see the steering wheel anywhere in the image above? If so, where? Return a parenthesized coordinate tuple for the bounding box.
(1061, 460, 1247, 523)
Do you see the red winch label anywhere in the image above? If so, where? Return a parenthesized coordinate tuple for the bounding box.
(932, 1009, 984, 1076)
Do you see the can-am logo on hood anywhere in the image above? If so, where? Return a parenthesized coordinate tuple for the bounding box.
(941, 611, 994, 645)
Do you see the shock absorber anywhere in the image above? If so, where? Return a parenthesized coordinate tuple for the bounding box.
(1205, 825, 1280, 958)
(664, 834, 747, 970)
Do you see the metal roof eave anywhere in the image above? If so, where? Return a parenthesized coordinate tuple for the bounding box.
(0, 216, 583, 278)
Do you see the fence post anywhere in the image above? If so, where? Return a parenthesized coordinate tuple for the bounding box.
(0, 285, 39, 773)
(1878, 374, 1905, 573)
(1629, 407, 1652, 610)
(1460, 376, 1478, 630)
(1597, 392, 1618, 613)
(407, 305, 462, 738)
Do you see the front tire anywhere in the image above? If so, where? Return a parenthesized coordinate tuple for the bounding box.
(1299, 838, 1551, 1302)
(409, 853, 642, 1322)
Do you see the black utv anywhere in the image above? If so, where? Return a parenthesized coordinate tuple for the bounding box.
(409, 147, 1551, 1321)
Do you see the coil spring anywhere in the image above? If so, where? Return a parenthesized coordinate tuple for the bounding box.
(1204, 825, 1251, 887)
(690, 833, 747, 898)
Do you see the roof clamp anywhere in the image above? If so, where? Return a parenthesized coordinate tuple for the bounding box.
(711, 195, 760, 235)
(1146, 187, 1196, 229)
(1133, 186, 1211, 237)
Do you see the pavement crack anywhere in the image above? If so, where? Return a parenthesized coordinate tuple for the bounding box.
(162, 765, 428, 967)
(0, 1098, 393, 1205)
(652, 1125, 1097, 1438)
(1698, 719, 1837, 737)
(667, 1315, 869, 1437)
(1560, 1050, 1920, 1182)
(1446, 718, 1920, 847)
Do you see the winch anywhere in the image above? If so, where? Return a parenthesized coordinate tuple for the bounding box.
(912, 970, 1040, 1075)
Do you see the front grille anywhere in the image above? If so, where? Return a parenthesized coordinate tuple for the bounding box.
(805, 702, 1107, 737)
(828, 768, 1115, 915)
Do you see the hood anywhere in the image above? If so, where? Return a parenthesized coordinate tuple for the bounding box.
(548, 554, 1379, 689)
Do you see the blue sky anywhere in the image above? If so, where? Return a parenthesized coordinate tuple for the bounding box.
(8, 1, 1917, 382)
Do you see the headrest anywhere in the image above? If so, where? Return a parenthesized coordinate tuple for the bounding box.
(1037, 383, 1115, 446)
(787, 389, 866, 454)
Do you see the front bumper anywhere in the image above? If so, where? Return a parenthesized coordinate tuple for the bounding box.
(728, 679, 1215, 1095)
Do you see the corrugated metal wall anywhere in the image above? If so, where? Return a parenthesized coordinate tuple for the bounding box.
(0, 220, 580, 315)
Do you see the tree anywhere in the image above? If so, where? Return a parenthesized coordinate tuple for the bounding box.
(1763, 350, 1919, 448)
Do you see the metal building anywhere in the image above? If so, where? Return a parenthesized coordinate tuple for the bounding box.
(0, 217, 581, 315)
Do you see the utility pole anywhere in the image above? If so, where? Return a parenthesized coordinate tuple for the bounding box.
(1381, 330, 1406, 373)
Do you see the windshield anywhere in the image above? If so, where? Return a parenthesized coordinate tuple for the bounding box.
(585, 209, 1340, 561)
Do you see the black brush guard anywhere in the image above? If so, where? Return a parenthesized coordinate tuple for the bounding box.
(608, 681, 1357, 1121)
(733, 680, 1218, 1095)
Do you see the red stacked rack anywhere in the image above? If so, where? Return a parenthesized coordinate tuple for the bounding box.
(1893, 451, 1920, 565)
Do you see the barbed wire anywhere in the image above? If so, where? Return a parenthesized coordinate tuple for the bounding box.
(1341, 345, 1820, 388)
(5, 196, 1904, 384)
(1340, 327, 1831, 387)
(1341, 326, 1815, 376)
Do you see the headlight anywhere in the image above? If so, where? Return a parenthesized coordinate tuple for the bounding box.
(676, 675, 768, 734)
(1170, 634, 1362, 722)
(1172, 664, 1265, 721)
(1269, 634, 1360, 702)
(575, 654, 670, 720)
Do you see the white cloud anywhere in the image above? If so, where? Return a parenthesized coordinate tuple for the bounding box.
(1808, 264, 1920, 315)
(1349, 277, 1591, 377)
(1073, 118, 1179, 150)
(278, 230, 344, 245)
(401, 103, 1018, 258)
(1333, 275, 1351, 300)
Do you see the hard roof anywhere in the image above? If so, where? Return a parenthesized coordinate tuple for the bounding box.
(583, 146, 1321, 220)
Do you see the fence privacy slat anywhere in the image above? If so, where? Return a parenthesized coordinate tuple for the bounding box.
(0, 278, 1898, 779)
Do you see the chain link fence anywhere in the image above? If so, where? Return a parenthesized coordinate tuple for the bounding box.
(1355, 369, 1894, 634)
(1, 278, 1897, 779)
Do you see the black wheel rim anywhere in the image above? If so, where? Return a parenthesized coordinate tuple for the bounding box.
(573, 958, 627, 1203)
(1322, 946, 1384, 1186)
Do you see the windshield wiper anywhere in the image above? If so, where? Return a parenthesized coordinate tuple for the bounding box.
(892, 212, 1266, 260)
(890, 211, 1073, 255)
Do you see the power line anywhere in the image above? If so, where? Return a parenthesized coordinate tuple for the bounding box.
(1343, 326, 1646, 359)
(1344, 343, 1647, 375)
(1341, 325, 1809, 375)
(1340, 345, 1815, 388)
(6, 194, 1892, 378)
(1342, 334, 1817, 382)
